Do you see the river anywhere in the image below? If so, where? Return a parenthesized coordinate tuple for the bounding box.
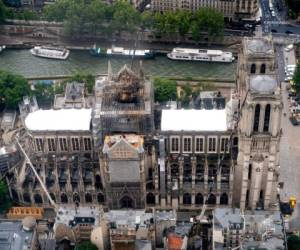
(0, 49, 236, 80)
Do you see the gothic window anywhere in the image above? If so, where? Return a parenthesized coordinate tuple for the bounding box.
(146, 193, 155, 205)
(59, 137, 68, 152)
(170, 163, 179, 180)
(183, 163, 192, 182)
(183, 193, 191, 205)
(220, 137, 230, 153)
(120, 195, 134, 208)
(263, 104, 271, 132)
(95, 175, 103, 190)
(11, 189, 19, 202)
(250, 63, 256, 74)
(208, 165, 217, 183)
(253, 104, 260, 132)
(73, 193, 80, 203)
(183, 137, 192, 153)
(23, 193, 31, 203)
(47, 138, 56, 152)
(208, 137, 217, 153)
(220, 193, 228, 205)
(83, 137, 92, 151)
(170, 136, 180, 153)
(35, 138, 43, 152)
(61, 193, 68, 203)
(195, 193, 203, 205)
(50, 193, 56, 203)
(196, 164, 204, 183)
(97, 193, 105, 203)
(260, 64, 266, 74)
(71, 137, 80, 151)
(195, 136, 204, 153)
(248, 164, 252, 180)
(34, 194, 43, 204)
(85, 193, 92, 203)
(207, 194, 217, 205)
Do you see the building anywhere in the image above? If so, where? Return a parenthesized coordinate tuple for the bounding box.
(0, 217, 39, 250)
(150, 0, 259, 21)
(213, 208, 285, 250)
(5, 36, 281, 214)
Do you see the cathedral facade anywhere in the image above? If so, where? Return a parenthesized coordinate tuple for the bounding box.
(6, 37, 282, 211)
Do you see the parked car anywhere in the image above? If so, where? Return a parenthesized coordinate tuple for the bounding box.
(289, 116, 299, 126)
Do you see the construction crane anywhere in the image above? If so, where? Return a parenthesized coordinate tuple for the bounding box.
(15, 137, 57, 209)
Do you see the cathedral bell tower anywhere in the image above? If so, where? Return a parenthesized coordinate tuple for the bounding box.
(234, 37, 283, 210)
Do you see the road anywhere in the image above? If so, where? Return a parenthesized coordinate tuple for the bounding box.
(260, 0, 300, 35)
(277, 45, 300, 230)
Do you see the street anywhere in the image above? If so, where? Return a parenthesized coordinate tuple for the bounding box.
(276, 45, 300, 230)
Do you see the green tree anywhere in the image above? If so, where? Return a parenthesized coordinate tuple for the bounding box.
(0, 0, 6, 23)
(154, 78, 177, 103)
(293, 62, 300, 93)
(76, 241, 98, 250)
(110, 1, 140, 33)
(288, 235, 300, 250)
(192, 7, 224, 43)
(176, 10, 192, 37)
(141, 11, 155, 30)
(68, 73, 95, 94)
(32, 82, 55, 106)
(0, 70, 31, 109)
(153, 12, 166, 35)
(163, 11, 178, 34)
(0, 180, 7, 202)
(43, 0, 70, 22)
(181, 84, 192, 107)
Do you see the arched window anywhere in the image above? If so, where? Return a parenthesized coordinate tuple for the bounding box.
(50, 193, 56, 203)
(171, 163, 179, 180)
(183, 163, 192, 183)
(11, 189, 19, 202)
(253, 104, 260, 132)
(23, 193, 31, 203)
(263, 104, 271, 132)
(207, 194, 216, 205)
(146, 193, 155, 205)
(95, 174, 103, 190)
(250, 64, 256, 74)
(183, 193, 191, 205)
(34, 194, 43, 204)
(97, 193, 105, 203)
(220, 193, 228, 205)
(260, 64, 266, 74)
(195, 193, 203, 205)
(120, 195, 134, 209)
(85, 193, 92, 203)
(196, 164, 204, 184)
(73, 193, 80, 203)
(61, 193, 68, 203)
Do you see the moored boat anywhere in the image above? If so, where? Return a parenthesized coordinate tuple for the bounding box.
(30, 46, 70, 60)
(167, 48, 234, 63)
(0, 45, 6, 54)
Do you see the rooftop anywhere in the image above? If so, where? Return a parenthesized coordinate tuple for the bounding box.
(0, 219, 36, 250)
(161, 109, 228, 132)
(249, 75, 278, 94)
(245, 37, 274, 55)
(25, 108, 92, 131)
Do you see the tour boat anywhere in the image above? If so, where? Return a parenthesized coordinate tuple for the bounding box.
(0, 45, 6, 54)
(107, 47, 155, 59)
(167, 48, 235, 63)
(30, 46, 70, 60)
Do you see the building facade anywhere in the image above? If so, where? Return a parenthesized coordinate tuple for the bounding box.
(5, 37, 281, 213)
(151, 0, 258, 21)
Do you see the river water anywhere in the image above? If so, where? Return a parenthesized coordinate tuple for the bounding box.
(0, 49, 236, 80)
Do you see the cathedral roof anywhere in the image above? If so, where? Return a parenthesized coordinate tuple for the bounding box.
(249, 75, 278, 94)
(25, 108, 92, 131)
(161, 109, 228, 132)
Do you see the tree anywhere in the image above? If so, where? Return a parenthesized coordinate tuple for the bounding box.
(141, 11, 155, 30)
(76, 241, 98, 250)
(68, 73, 95, 94)
(293, 62, 300, 93)
(0, 70, 31, 109)
(288, 235, 300, 250)
(192, 7, 224, 43)
(32, 82, 55, 107)
(0, 0, 6, 23)
(176, 10, 192, 37)
(0, 180, 7, 202)
(154, 78, 177, 103)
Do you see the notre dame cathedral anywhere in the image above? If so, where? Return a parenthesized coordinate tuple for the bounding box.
(6, 36, 282, 211)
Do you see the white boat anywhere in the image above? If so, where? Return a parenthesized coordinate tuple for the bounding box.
(30, 46, 70, 60)
(167, 48, 235, 63)
(106, 46, 155, 59)
(0, 45, 6, 53)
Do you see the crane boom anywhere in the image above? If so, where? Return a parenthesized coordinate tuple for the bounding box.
(16, 138, 57, 209)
